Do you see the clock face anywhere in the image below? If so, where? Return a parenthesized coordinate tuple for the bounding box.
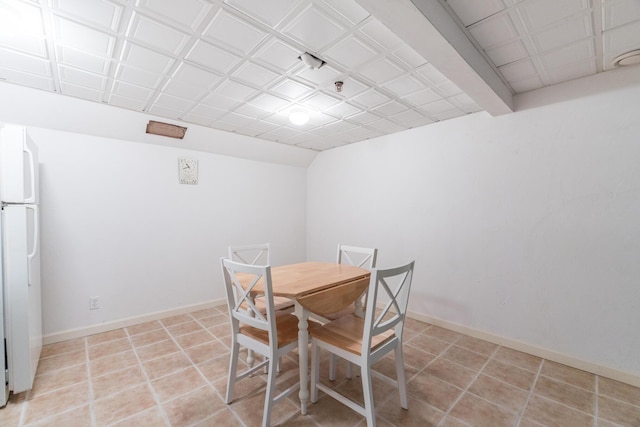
(178, 158, 198, 185)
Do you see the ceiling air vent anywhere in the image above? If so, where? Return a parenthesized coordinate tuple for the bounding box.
(146, 120, 187, 139)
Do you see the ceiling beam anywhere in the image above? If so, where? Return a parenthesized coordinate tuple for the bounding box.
(357, 0, 514, 115)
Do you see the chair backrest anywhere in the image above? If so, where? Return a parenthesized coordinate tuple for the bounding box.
(337, 244, 378, 269)
(228, 243, 270, 266)
(220, 258, 277, 346)
(362, 261, 415, 354)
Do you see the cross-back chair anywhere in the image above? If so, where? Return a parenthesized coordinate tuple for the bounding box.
(221, 258, 306, 427)
(309, 261, 415, 427)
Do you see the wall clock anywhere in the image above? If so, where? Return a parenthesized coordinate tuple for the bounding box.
(178, 158, 198, 185)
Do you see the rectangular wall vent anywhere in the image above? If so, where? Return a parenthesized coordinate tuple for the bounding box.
(146, 120, 187, 139)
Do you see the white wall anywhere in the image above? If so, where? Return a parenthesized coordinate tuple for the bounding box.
(307, 66, 640, 377)
(30, 127, 307, 336)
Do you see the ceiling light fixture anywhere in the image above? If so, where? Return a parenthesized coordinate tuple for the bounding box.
(298, 52, 325, 70)
(289, 110, 309, 125)
(611, 49, 640, 67)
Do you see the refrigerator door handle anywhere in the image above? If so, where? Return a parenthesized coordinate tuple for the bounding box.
(26, 204, 39, 286)
(24, 139, 36, 203)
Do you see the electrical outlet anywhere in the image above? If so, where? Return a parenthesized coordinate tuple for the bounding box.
(89, 296, 100, 310)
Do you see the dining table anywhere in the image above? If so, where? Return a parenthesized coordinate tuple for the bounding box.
(248, 261, 371, 415)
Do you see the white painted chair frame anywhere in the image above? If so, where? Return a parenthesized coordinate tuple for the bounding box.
(310, 261, 415, 427)
(221, 258, 300, 427)
(330, 244, 378, 379)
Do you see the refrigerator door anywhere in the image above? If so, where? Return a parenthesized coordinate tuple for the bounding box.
(0, 124, 39, 204)
(1, 204, 42, 393)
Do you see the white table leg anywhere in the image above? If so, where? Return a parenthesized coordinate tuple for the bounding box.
(295, 302, 309, 415)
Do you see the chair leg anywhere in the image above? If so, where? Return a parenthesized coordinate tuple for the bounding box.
(346, 361, 353, 379)
(329, 354, 337, 381)
(262, 356, 278, 427)
(310, 340, 320, 403)
(361, 365, 376, 427)
(226, 341, 240, 404)
(394, 344, 408, 409)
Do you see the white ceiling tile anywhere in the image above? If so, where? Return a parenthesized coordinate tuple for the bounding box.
(338, 126, 382, 142)
(218, 111, 256, 127)
(366, 118, 405, 133)
(270, 78, 314, 99)
(53, 0, 123, 32)
(260, 126, 300, 141)
(530, 14, 592, 53)
(188, 103, 227, 120)
(296, 64, 341, 85)
(402, 88, 442, 106)
(546, 58, 595, 84)
(351, 89, 391, 109)
(326, 102, 362, 118)
(209, 120, 238, 132)
(137, 0, 214, 31)
(261, 112, 292, 126)
(468, 12, 519, 49)
(318, 119, 359, 134)
(297, 138, 348, 151)
(0, 33, 47, 58)
(447, 0, 507, 27)
(432, 108, 465, 121)
(233, 61, 280, 87)
(392, 44, 427, 68)
(115, 64, 165, 88)
(0, 1, 46, 57)
(359, 18, 403, 50)
(147, 104, 182, 119)
(121, 42, 175, 74)
(216, 79, 258, 100)
(112, 81, 154, 101)
(129, 13, 190, 55)
(324, 36, 378, 69)
(389, 108, 427, 126)
(59, 65, 106, 89)
(540, 39, 594, 69)
(518, 0, 589, 31)
(54, 16, 115, 56)
(348, 110, 382, 125)
(301, 92, 341, 110)
(172, 62, 221, 87)
(603, 0, 640, 30)
(498, 58, 538, 82)
(153, 93, 193, 111)
(603, 20, 640, 66)
(108, 94, 147, 111)
(358, 57, 404, 84)
(307, 112, 338, 126)
(253, 38, 303, 72)
(201, 92, 240, 109)
(420, 99, 455, 115)
(226, 0, 302, 28)
(283, 4, 347, 52)
(181, 113, 212, 126)
(185, 39, 241, 74)
(162, 79, 207, 100)
(203, 9, 268, 55)
(0, 48, 51, 76)
(56, 45, 111, 74)
(372, 100, 408, 116)
(449, 93, 481, 111)
(414, 64, 449, 85)
(433, 80, 463, 97)
(321, 0, 369, 24)
(233, 103, 270, 118)
(485, 40, 529, 66)
(0, 67, 55, 91)
(60, 81, 103, 102)
(248, 93, 290, 112)
(382, 74, 425, 97)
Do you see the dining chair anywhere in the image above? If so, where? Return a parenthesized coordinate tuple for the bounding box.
(227, 243, 293, 370)
(309, 261, 415, 427)
(326, 244, 378, 379)
(221, 258, 309, 427)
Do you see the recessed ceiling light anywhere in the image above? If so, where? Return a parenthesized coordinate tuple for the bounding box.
(289, 110, 309, 125)
(611, 49, 640, 67)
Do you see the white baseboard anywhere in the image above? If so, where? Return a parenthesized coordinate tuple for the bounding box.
(407, 310, 640, 388)
(42, 298, 226, 345)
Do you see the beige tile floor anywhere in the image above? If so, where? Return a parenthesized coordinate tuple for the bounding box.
(1, 305, 639, 426)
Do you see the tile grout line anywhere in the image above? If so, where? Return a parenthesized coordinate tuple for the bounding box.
(85, 337, 98, 427)
(514, 358, 545, 427)
(434, 343, 501, 426)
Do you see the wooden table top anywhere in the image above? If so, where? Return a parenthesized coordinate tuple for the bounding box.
(252, 262, 370, 298)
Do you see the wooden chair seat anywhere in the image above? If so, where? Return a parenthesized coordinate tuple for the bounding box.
(241, 296, 294, 313)
(310, 314, 394, 355)
(241, 312, 318, 348)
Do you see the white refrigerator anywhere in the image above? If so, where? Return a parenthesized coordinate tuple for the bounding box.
(0, 124, 42, 406)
